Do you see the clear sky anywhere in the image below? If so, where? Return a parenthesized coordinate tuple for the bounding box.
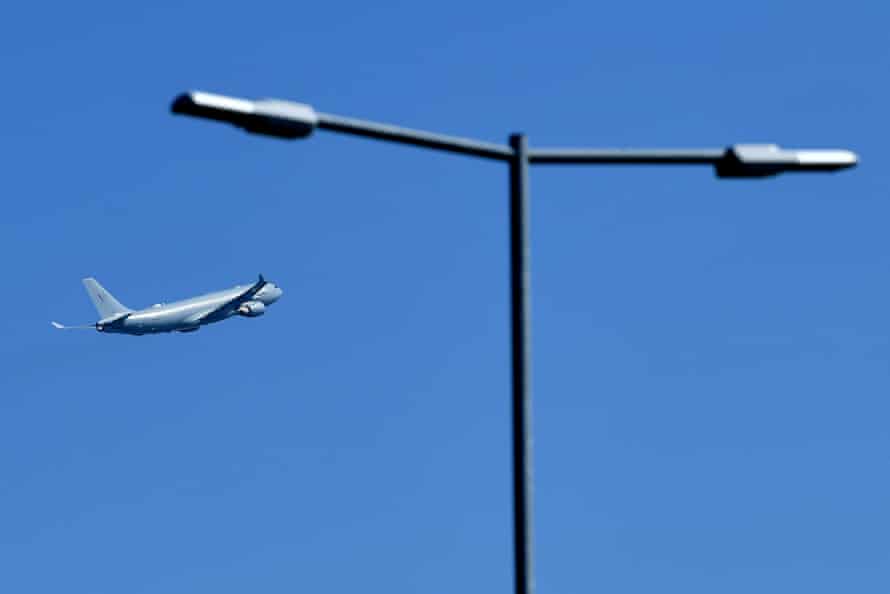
(1, 1, 887, 593)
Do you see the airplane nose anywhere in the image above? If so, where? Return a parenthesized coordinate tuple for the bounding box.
(273, 286, 283, 302)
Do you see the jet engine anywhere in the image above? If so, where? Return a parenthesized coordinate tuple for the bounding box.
(238, 300, 266, 317)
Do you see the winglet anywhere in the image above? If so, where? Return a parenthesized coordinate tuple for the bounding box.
(258, 273, 265, 285)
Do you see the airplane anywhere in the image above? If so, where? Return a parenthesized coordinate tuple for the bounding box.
(52, 275, 283, 335)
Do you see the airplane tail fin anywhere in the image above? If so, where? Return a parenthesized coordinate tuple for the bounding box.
(82, 278, 131, 320)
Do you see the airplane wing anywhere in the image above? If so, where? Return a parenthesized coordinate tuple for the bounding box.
(185, 274, 267, 325)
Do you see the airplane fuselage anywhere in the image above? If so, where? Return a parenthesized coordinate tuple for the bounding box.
(101, 282, 283, 335)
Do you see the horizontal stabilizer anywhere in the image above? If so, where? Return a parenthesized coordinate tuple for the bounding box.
(98, 312, 131, 326)
(51, 321, 95, 330)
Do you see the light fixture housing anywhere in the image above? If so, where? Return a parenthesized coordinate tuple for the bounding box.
(171, 91, 318, 139)
(716, 144, 858, 178)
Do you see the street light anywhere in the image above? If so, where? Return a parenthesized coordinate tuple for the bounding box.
(170, 89, 858, 594)
(172, 91, 858, 175)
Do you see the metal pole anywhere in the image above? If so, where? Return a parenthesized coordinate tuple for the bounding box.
(316, 112, 512, 161)
(509, 133, 534, 594)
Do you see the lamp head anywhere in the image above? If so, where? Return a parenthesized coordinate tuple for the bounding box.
(171, 91, 318, 139)
(715, 144, 858, 178)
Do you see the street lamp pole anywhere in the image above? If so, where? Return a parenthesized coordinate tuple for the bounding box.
(170, 90, 858, 594)
(509, 133, 534, 594)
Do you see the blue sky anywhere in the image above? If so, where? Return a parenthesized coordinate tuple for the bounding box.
(1, 1, 887, 593)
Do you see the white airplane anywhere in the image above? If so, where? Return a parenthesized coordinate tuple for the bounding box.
(52, 275, 283, 335)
